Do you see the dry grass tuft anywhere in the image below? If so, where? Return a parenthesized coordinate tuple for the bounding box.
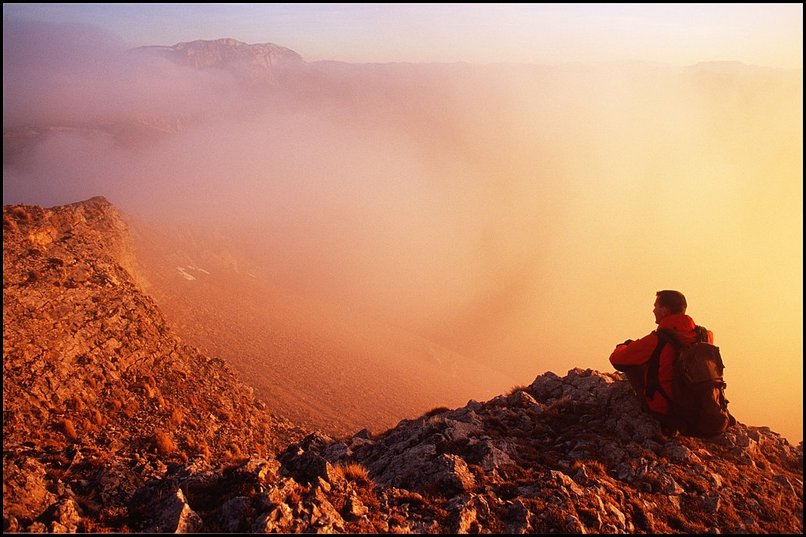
(224, 443, 245, 463)
(184, 433, 210, 460)
(3, 214, 19, 232)
(60, 419, 78, 441)
(424, 406, 451, 417)
(11, 206, 32, 223)
(168, 408, 184, 427)
(571, 459, 607, 477)
(544, 395, 574, 415)
(154, 431, 176, 456)
(334, 462, 373, 487)
(82, 419, 96, 434)
(506, 384, 529, 396)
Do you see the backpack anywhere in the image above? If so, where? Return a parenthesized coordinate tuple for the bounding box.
(646, 326, 734, 437)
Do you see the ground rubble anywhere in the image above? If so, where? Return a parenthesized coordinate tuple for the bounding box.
(9, 368, 799, 534)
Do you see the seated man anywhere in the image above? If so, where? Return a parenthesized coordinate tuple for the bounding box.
(609, 290, 711, 432)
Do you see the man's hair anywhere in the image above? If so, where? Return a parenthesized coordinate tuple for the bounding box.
(656, 290, 687, 314)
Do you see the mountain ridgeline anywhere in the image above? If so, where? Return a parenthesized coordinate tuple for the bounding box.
(134, 38, 304, 87)
(3, 197, 802, 533)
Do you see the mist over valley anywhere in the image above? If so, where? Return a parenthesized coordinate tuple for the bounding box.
(3, 22, 802, 442)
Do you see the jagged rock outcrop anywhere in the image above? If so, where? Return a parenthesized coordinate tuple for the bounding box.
(3, 198, 802, 533)
(263, 369, 802, 533)
(67, 368, 802, 534)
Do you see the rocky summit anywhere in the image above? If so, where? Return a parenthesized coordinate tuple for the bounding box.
(3, 197, 803, 533)
(135, 38, 304, 86)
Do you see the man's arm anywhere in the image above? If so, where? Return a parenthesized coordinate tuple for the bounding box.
(609, 332, 660, 369)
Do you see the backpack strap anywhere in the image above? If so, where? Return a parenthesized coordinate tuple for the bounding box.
(658, 328, 683, 350)
(646, 329, 680, 403)
(645, 331, 666, 400)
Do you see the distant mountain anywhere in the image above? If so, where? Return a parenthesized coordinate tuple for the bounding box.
(134, 38, 304, 85)
(3, 197, 802, 533)
(4, 38, 305, 163)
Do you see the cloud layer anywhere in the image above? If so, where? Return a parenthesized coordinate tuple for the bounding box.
(4, 20, 802, 443)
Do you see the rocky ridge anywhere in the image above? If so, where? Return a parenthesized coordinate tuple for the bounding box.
(3, 197, 308, 531)
(3, 197, 803, 533)
(94, 370, 802, 533)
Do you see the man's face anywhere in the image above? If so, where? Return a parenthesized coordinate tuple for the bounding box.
(653, 298, 668, 324)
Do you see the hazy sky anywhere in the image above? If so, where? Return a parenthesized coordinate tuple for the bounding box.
(3, 3, 803, 68)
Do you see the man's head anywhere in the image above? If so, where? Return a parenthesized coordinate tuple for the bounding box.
(654, 290, 687, 324)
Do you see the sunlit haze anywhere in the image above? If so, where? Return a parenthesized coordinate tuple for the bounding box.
(3, 4, 802, 444)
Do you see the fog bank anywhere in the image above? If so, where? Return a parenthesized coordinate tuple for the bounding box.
(4, 21, 802, 443)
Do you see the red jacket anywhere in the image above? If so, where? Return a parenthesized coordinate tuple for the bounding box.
(609, 314, 711, 415)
